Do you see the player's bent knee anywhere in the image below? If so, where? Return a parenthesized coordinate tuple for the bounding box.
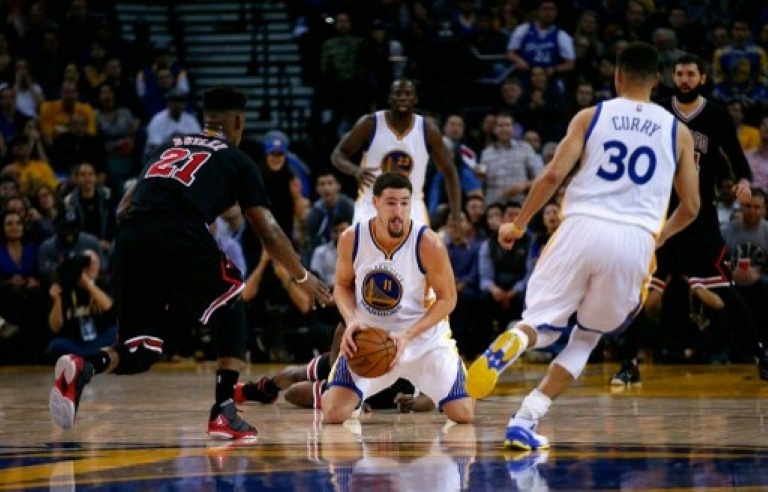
(113, 345, 162, 375)
(322, 405, 354, 424)
(552, 328, 602, 379)
(443, 398, 475, 424)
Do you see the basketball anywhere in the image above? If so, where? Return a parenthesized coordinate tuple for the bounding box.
(347, 327, 397, 378)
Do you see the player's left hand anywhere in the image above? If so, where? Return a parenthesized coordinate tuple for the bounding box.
(732, 179, 752, 203)
(296, 271, 333, 309)
(394, 392, 416, 413)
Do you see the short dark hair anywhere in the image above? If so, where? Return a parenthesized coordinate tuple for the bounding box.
(203, 85, 247, 112)
(673, 53, 706, 76)
(373, 172, 412, 197)
(616, 42, 660, 81)
(331, 213, 352, 227)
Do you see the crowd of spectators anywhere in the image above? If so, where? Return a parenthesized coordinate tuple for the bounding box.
(1, 0, 767, 367)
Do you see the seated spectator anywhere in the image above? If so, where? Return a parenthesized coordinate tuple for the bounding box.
(4, 193, 54, 245)
(746, 115, 768, 193)
(12, 58, 45, 118)
(480, 112, 541, 204)
(524, 66, 566, 141)
(717, 177, 740, 230)
(30, 183, 60, 235)
(51, 113, 107, 180)
(445, 212, 480, 357)
(310, 213, 350, 288)
(144, 88, 201, 156)
(464, 194, 487, 240)
(46, 248, 117, 360)
(38, 208, 105, 284)
(722, 189, 768, 355)
(3, 136, 58, 196)
(262, 131, 311, 199)
(528, 201, 561, 265)
(727, 99, 760, 152)
(63, 162, 115, 253)
(137, 54, 190, 121)
(61, 63, 92, 104)
(38, 81, 97, 147)
(712, 18, 768, 107)
(304, 169, 354, 262)
(21, 118, 49, 164)
(95, 83, 140, 193)
(0, 85, 30, 156)
(477, 201, 530, 352)
(0, 174, 19, 202)
(0, 209, 46, 364)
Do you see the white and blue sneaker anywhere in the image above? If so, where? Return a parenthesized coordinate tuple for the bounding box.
(505, 416, 550, 451)
(466, 328, 525, 399)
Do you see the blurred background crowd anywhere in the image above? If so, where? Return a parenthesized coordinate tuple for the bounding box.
(0, 0, 766, 368)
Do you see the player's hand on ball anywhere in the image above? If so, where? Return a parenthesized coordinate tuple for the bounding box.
(341, 321, 365, 359)
(387, 330, 410, 368)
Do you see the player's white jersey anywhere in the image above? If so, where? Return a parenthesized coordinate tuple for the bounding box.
(563, 97, 679, 235)
(352, 219, 448, 346)
(356, 111, 430, 217)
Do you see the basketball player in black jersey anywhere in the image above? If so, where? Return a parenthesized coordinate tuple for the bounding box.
(610, 54, 768, 383)
(48, 86, 333, 440)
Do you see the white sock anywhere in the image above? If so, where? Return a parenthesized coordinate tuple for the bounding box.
(513, 389, 552, 422)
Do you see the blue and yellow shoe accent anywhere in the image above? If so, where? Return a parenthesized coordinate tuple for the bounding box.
(465, 330, 524, 399)
(504, 424, 550, 451)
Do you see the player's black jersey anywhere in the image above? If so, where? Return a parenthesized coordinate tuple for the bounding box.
(126, 132, 270, 224)
(659, 97, 752, 228)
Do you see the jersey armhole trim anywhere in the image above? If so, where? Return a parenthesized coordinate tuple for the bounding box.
(584, 102, 602, 143)
(415, 225, 427, 275)
(352, 223, 360, 262)
(423, 116, 430, 153)
(671, 117, 679, 172)
(364, 114, 377, 152)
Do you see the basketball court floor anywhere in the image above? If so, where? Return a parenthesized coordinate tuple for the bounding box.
(1, 361, 767, 490)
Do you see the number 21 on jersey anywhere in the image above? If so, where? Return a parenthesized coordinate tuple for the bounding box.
(145, 147, 211, 186)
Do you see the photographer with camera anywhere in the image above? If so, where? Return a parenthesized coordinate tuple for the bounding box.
(38, 207, 105, 284)
(47, 249, 116, 359)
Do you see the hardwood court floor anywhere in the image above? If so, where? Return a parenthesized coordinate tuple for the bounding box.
(1, 361, 767, 491)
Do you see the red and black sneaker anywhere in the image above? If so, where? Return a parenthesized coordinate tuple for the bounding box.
(208, 399, 258, 440)
(233, 376, 279, 405)
(49, 354, 94, 429)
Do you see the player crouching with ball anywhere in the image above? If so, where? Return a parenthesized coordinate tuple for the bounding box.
(321, 172, 474, 424)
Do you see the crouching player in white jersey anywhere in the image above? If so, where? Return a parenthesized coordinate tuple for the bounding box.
(465, 42, 700, 450)
(322, 172, 474, 425)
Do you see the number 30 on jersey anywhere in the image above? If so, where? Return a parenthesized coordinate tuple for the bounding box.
(597, 140, 657, 185)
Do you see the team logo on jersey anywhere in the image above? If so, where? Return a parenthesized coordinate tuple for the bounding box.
(360, 266, 403, 316)
(380, 150, 414, 176)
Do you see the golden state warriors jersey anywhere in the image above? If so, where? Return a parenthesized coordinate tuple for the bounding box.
(359, 111, 430, 205)
(353, 219, 449, 346)
(564, 98, 679, 235)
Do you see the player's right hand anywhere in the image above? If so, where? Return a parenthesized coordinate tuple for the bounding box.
(497, 223, 525, 250)
(355, 168, 376, 189)
(296, 271, 333, 310)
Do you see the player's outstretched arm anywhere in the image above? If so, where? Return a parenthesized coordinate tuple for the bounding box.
(331, 115, 377, 189)
(244, 205, 332, 309)
(498, 108, 590, 249)
(657, 124, 700, 248)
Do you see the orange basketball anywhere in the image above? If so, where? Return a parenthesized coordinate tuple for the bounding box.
(347, 327, 397, 378)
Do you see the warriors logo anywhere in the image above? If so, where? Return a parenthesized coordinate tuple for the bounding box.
(381, 150, 414, 176)
(361, 268, 403, 315)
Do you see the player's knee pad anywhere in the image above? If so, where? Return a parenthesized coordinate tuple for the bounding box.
(551, 327, 602, 379)
(113, 339, 163, 375)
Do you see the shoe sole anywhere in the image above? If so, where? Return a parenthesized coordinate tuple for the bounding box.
(208, 431, 259, 441)
(466, 331, 522, 399)
(49, 356, 78, 429)
(504, 427, 550, 451)
(608, 378, 642, 386)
